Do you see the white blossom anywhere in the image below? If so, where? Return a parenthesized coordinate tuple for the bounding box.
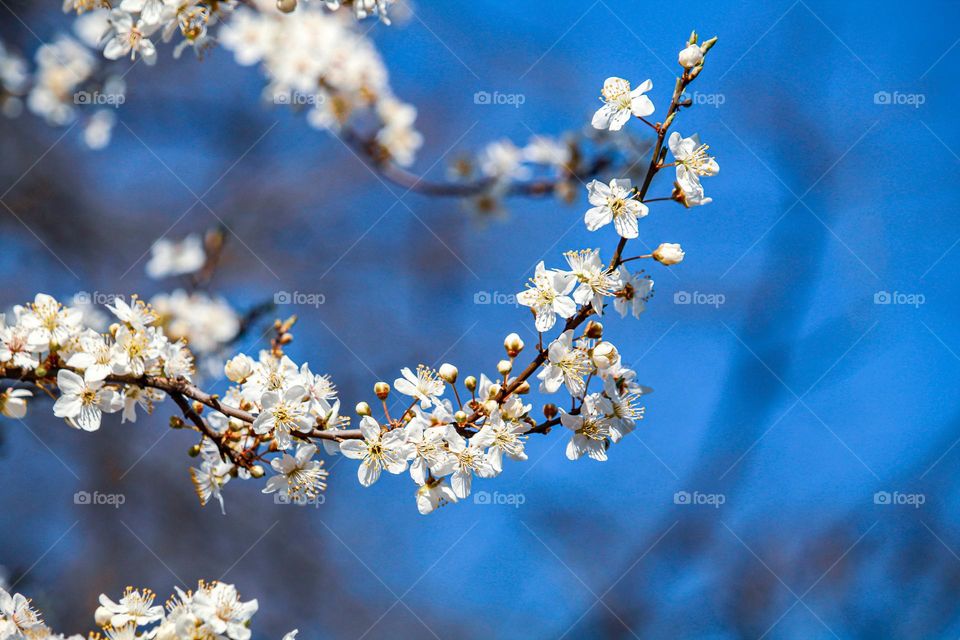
(591, 77, 654, 131)
(516, 261, 577, 332)
(584, 178, 648, 239)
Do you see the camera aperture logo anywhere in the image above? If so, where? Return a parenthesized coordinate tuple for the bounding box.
(74, 291, 125, 306)
(873, 290, 924, 308)
(473, 90, 526, 109)
(74, 490, 125, 509)
(274, 291, 326, 308)
(473, 490, 526, 508)
(873, 490, 924, 509)
(673, 490, 726, 508)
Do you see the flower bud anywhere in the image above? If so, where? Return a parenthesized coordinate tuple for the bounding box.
(543, 403, 558, 419)
(653, 243, 685, 266)
(464, 376, 477, 392)
(169, 416, 185, 429)
(486, 383, 502, 400)
(592, 341, 619, 369)
(483, 399, 499, 415)
(515, 380, 531, 395)
(454, 410, 468, 424)
(374, 382, 390, 400)
(188, 444, 201, 457)
(439, 363, 458, 383)
(678, 43, 704, 69)
(497, 360, 513, 376)
(585, 321, 603, 339)
(277, 0, 297, 12)
(250, 465, 266, 478)
(94, 606, 112, 626)
(224, 354, 254, 383)
(355, 401, 372, 417)
(504, 332, 524, 357)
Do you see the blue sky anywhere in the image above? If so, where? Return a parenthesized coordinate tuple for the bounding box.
(2, 1, 960, 637)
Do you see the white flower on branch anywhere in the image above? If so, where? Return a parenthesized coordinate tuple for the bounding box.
(102, 9, 159, 65)
(339, 416, 410, 486)
(19, 293, 83, 347)
(53, 369, 120, 431)
(443, 430, 496, 499)
(613, 267, 653, 319)
(669, 131, 718, 206)
(516, 261, 577, 332)
(262, 443, 328, 500)
(416, 477, 458, 515)
(0, 587, 43, 637)
(95, 587, 164, 629)
(560, 394, 616, 462)
(394, 365, 444, 409)
(252, 386, 313, 450)
(591, 77, 654, 131)
(565, 248, 621, 315)
(584, 178, 648, 239)
(471, 410, 529, 474)
(538, 330, 591, 397)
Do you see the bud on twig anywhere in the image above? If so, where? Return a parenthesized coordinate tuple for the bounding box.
(355, 401, 372, 417)
(374, 382, 390, 400)
(504, 333, 524, 357)
(439, 363, 458, 383)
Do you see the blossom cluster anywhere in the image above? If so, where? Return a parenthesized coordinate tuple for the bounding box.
(0, 581, 296, 640)
(0, 31, 719, 518)
(219, 1, 422, 165)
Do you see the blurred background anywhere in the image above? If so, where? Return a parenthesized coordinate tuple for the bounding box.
(1, 1, 959, 638)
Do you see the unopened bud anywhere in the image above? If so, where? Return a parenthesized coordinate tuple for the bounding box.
(592, 341, 619, 369)
(585, 321, 603, 339)
(653, 243, 685, 266)
(170, 416, 185, 429)
(439, 363, 458, 383)
(224, 353, 254, 383)
(497, 360, 513, 376)
(188, 444, 201, 457)
(355, 401, 372, 417)
(464, 376, 477, 392)
(515, 380, 531, 395)
(454, 410, 468, 424)
(277, 0, 297, 13)
(543, 403, 558, 420)
(374, 382, 390, 400)
(486, 383, 502, 400)
(192, 401, 203, 414)
(504, 332, 524, 357)
(700, 36, 718, 54)
(279, 333, 294, 345)
(250, 465, 266, 478)
(34, 365, 48, 378)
